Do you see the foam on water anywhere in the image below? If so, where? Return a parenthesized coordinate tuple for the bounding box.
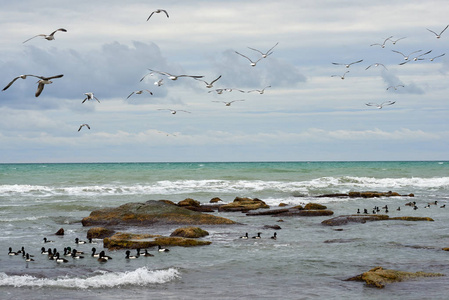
(0, 267, 179, 289)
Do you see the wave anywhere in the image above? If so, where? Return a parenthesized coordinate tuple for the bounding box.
(0, 177, 448, 197)
(0, 267, 179, 289)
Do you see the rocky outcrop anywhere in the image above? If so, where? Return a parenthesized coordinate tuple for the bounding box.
(317, 191, 414, 198)
(345, 266, 444, 288)
(86, 227, 115, 239)
(304, 203, 327, 210)
(246, 206, 334, 217)
(170, 227, 209, 238)
(81, 200, 236, 226)
(218, 197, 269, 212)
(322, 214, 433, 226)
(55, 228, 64, 236)
(103, 232, 211, 250)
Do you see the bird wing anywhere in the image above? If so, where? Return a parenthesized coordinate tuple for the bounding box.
(2, 76, 21, 91)
(331, 62, 343, 66)
(247, 47, 264, 55)
(382, 101, 395, 106)
(35, 82, 45, 97)
(235, 51, 253, 62)
(49, 28, 67, 36)
(267, 42, 279, 53)
(391, 50, 405, 56)
(178, 110, 191, 113)
(162, 10, 169, 18)
(365, 103, 377, 107)
(427, 28, 438, 36)
(23, 34, 46, 44)
(440, 24, 449, 35)
(146, 11, 156, 21)
(145, 89, 153, 95)
(349, 59, 363, 65)
(93, 96, 100, 103)
(126, 92, 135, 99)
(210, 75, 222, 85)
(45, 74, 64, 80)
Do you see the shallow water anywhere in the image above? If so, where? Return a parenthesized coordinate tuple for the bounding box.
(1, 161, 449, 299)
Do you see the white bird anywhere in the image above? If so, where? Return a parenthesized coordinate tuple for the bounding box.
(147, 9, 169, 21)
(332, 59, 363, 68)
(389, 37, 406, 45)
(365, 101, 396, 109)
(212, 100, 245, 106)
(247, 42, 279, 58)
(154, 79, 164, 86)
(427, 53, 445, 61)
(365, 63, 388, 70)
(370, 36, 393, 48)
(3, 74, 64, 98)
(82, 92, 100, 103)
(78, 124, 90, 132)
(127, 89, 153, 99)
(331, 71, 349, 79)
(195, 75, 222, 88)
(23, 28, 67, 44)
(386, 85, 404, 90)
(427, 25, 449, 38)
(158, 109, 191, 114)
(247, 86, 271, 94)
(234, 51, 263, 67)
(148, 69, 203, 80)
(398, 50, 432, 65)
(392, 49, 422, 60)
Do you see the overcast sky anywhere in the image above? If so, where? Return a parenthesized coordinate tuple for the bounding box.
(0, 0, 448, 163)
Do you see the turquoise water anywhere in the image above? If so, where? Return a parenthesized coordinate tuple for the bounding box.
(1, 161, 449, 299)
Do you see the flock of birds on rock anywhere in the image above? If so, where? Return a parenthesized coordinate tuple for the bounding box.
(357, 200, 445, 215)
(7, 236, 170, 264)
(331, 25, 448, 109)
(2, 8, 279, 134)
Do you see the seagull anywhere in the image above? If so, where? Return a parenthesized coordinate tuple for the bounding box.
(23, 28, 67, 43)
(212, 100, 245, 106)
(427, 25, 449, 39)
(392, 49, 422, 60)
(370, 36, 393, 48)
(2, 74, 64, 97)
(208, 88, 244, 94)
(331, 71, 349, 79)
(386, 85, 404, 90)
(78, 124, 90, 132)
(365, 101, 396, 109)
(365, 63, 388, 70)
(195, 75, 222, 88)
(147, 69, 203, 80)
(2, 74, 41, 91)
(247, 85, 271, 94)
(82, 92, 100, 103)
(158, 109, 191, 114)
(126, 89, 153, 99)
(247, 42, 279, 58)
(398, 50, 432, 65)
(427, 53, 445, 61)
(234, 51, 263, 67)
(389, 37, 406, 45)
(154, 79, 164, 86)
(332, 59, 363, 68)
(147, 9, 169, 21)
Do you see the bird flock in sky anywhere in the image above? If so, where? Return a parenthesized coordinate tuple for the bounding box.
(331, 24, 448, 109)
(1, 8, 278, 133)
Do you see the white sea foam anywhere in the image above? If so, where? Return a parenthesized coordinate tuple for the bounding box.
(0, 267, 179, 289)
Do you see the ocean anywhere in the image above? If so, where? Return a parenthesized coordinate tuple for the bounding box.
(1, 161, 449, 299)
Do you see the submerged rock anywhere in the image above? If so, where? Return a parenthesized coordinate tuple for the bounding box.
(218, 197, 269, 212)
(81, 200, 236, 226)
(55, 228, 64, 236)
(345, 266, 444, 288)
(317, 191, 413, 198)
(170, 227, 209, 238)
(322, 214, 434, 226)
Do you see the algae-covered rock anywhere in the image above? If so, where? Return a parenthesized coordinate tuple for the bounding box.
(86, 227, 115, 239)
(210, 197, 222, 203)
(178, 198, 200, 207)
(276, 209, 334, 217)
(321, 215, 389, 226)
(345, 266, 444, 288)
(170, 226, 209, 238)
(81, 200, 236, 226)
(390, 216, 434, 221)
(219, 197, 269, 212)
(304, 203, 327, 210)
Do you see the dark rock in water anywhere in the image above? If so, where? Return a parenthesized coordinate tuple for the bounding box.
(304, 203, 327, 210)
(219, 197, 270, 212)
(86, 227, 115, 239)
(322, 215, 434, 226)
(345, 266, 444, 288)
(178, 198, 201, 207)
(55, 228, 64, 236)
(81, 200, 236, 226)
(316, 191, 414, 198)
(263, 224, 282, 230)
(246, 208, 290, 216)
(276, 209, 334, 217)
(170, 226, 209, 238)
(390, 216, 434, 222)
(210, 197, 222, 203)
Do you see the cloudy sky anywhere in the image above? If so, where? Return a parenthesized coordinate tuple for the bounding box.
(0, 0, 448, 163)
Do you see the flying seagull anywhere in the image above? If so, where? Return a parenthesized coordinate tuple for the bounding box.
(392, 49, 422, 60)
(332, 60, 363, 68)
(365, 101, 396, 109)
(247, 85, 271, 94)
(365, 63, 388, 70)
(147, 69, 203, 80)
(158, 109, 191, 114)
(247, 42, 279, 58)
(126, 89, 153, 99)
(23, 28, 67, 44)
(234, 51, 263, 67)
(208, 88, 244, 94)
(154, 79, 164, 86)
(82, 92, 100, 103)
(2, 74, 41, 91)
(370, 36, 393, 48)
(427, 25, 449, 38)
(147, 9, 169, 21)
(331, 71, 349, 79)
(398, 50, 432, 65)
(428, 53, 446, 61)
(195, 75, 222, 88)
(78, 124, 90, 132)
(389, 37, 406, 45)
(3, 74, 64, 97)
(213, 100, 245, 106)
(386, 85, 404, 90)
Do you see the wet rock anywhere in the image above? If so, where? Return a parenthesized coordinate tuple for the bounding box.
(345, 266, 444, 288)
(81, 200, 236, 226)
(55, 228, 64, 236)
(178, 198, 200, 207)
(86, 227, 115, 239)
(210, 197, 222, 203)
(170, 226, 209, 238)
(321, 215, 389, 226)
(278, 203, 288, 207)
(316, 191, 413, 198)
(263, 224, 282, 230)
(246, 208, 290, 216)
(218, 197, 269, 212)
(390, 216, 434, 222)
(276, 210, 334, 217)
(304, 203, 327, 210)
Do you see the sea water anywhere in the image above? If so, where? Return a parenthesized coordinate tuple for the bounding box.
(1, 161, 449, 299)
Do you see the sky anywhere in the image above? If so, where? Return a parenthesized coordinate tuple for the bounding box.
(0, 0, 448, 163)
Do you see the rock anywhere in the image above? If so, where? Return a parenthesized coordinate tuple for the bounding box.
(246, 208, 290, 216)
(159, 199, 177, 205)
(321, 215, 389, 226)
(278, 203, 288, 207)
(81, 200, 236, 226)
(218, 197, 269, 212)
(316, 193, 348, 198)
(103, 232, 211, 250)
(390, 216, 434, 222)
(210, 197, 222, 203)
(263, 225, 282, 230)
(345, 266, 444, 288)
(55, 228, 64, 236)
(178, 198, 200, 207)
(442, 247, 449, 251)
(276, 209, 334, 217)
(170, 227, 209, 238)
(86, 227, 115, 239)
(316, 191, 413, 198)
(304, 203, 327, 210)
(291, 205, 304, 210)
